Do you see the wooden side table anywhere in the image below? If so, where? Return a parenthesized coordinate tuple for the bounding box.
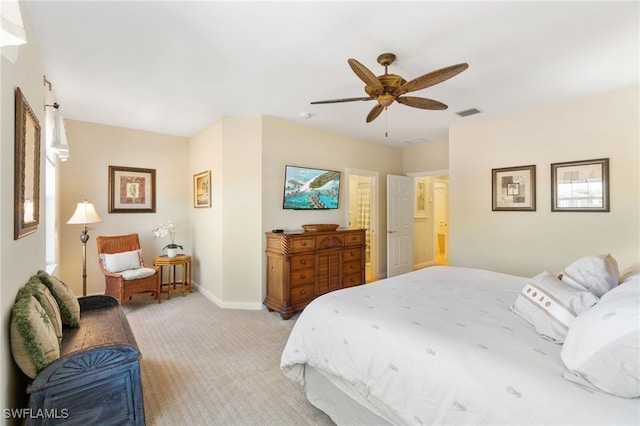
(153, 254, 192, 299)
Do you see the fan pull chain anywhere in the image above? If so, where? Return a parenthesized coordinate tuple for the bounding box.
(385, 107, 388, 137)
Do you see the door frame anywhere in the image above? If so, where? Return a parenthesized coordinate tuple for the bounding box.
(344, 168, 379, 281)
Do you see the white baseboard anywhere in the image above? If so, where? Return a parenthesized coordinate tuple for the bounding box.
(191, 282, 264, 310)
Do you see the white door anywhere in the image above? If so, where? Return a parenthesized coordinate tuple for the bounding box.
(434, 180, 449, 263)
(387, 175, 414, 277)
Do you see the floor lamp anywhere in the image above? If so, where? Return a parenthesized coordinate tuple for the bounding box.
(67, 200, 102, 296)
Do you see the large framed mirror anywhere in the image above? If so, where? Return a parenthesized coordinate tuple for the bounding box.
(14, 87, 41, 239)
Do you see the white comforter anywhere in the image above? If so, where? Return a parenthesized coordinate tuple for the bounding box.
(281, 266, 640, 425)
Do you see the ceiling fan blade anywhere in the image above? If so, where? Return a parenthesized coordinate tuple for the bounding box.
(311, 96, 374, 104)
(395, 63, 469, 96)
(348, 58, 384, 96)
(366, 104, 384, 123)
(397, 96, 448, 110)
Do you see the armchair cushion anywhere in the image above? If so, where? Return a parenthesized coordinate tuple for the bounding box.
(36, 271, 81, 327)
(100, 249, 143, 273)
(120, 267, 157, 281)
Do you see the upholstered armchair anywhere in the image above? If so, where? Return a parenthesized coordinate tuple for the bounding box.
(96, 233, 161, 304)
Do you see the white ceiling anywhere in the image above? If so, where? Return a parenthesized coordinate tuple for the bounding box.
(25, 1, 639, 147)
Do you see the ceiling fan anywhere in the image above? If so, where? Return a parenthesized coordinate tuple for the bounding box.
(311, 53, 469, 123)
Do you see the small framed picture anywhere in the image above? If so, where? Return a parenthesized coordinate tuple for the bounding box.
(194, 170, 211, 208)
(414, 177, 428, 218)
(492, 165, 536, 211)
(551, 158, 609, 212)
(108, 166, 156, 213)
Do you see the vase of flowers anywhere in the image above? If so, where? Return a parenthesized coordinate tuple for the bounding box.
(153, 220, 183, 258)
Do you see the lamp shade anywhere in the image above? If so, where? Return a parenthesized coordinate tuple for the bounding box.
(67, 200, 102, 225)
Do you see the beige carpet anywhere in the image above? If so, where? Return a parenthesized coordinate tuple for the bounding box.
(122, 291, 334, 425)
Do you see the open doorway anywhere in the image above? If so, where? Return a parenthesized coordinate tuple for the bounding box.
(409, 172, 450, 268)
(346, 169, 378, 283)
(433, 178, 450, 265)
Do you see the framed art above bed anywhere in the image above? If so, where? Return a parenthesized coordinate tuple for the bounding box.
(551, 158, 609, 212)
(492, 164, 536, 211)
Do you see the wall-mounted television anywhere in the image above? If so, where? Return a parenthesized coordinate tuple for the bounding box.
(282, 165, 341, 210)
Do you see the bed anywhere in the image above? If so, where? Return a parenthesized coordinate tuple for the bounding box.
(281, 265, 640, 425)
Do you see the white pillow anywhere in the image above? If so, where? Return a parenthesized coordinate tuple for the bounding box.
(561, 277, 640, 397)
(101, 249, 142, 273)
(511, 271, 599, 343)
(559, 254, 619, 297)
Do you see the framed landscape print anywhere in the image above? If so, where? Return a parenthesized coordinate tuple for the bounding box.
(492, 165, 536, 211)
(108, 166, 156, 213)
(551, 158, 609, 212)
(194, 170, 211, 208)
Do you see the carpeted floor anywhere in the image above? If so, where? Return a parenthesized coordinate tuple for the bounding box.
(122, 290, 334, 425)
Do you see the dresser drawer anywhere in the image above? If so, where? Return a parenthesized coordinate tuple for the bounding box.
(290, 284, 314, 305)
(290, 268, 315, 286)
(343, 272, 363, 287)
(343, 260, 362, 274)
(291, 237, 315, 252)
(342, 247, 362, 261)
(290, 254, 314, 271)
(344, 231, 364, 246)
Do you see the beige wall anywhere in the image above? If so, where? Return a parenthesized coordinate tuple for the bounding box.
(60, 120, 190, 296)
(189, 118, 224, 302)
(403, 139, 449, 174)
(449, 86, 640, 277)
(1, 2, 47, 413)
(188, 115, 265, 308)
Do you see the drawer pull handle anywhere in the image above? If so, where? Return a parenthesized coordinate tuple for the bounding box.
(300, 259, 306, 264)
(300, 274, 306, 279)
(301, 242, 307, 246)
(300, 290, 306, 295)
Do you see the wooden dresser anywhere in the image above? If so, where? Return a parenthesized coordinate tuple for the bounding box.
(264, 228, 366, 319)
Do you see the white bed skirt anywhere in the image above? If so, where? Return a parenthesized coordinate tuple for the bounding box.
(305, 365, 392, 426)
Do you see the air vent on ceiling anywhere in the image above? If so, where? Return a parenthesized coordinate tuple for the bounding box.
(456, 108, 482, 117)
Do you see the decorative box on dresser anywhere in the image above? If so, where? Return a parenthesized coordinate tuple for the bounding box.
(265, 228, 366, 319)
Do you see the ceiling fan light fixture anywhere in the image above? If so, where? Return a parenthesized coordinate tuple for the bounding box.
(377, 94, 395, 107)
